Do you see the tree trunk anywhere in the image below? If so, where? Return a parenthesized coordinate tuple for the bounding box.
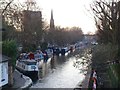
(8, 59, 13, 87)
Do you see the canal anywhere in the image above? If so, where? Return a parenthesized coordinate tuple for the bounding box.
(30, 48, 92, 88)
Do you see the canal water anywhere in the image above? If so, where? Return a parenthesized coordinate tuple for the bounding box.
(30, 48, 91, 88)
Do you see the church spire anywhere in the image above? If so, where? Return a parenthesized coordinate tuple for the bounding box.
(50, 9, 55, 30)
(51, 9, 53, 20)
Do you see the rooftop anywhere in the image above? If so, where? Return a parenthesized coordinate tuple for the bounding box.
(0, 54, 9, 63)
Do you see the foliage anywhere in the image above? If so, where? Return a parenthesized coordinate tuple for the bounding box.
(22, 44, 37, 52)
(108, 64, 120, 88)
(1, 0, 44, 51)
(40, 42, 48, 51)
(91, 44, 119, 88)
(92, 43, 118, 66)
(45, 26, 83, 46)
(91, 0, 120, 59)
(2, 16, 17, 41)
(91, 1, 120, 87)
(2, 40, 17, 66)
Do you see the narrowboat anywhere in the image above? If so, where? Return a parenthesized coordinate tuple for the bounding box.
(61, 47, 70, 55)
(16, 59, 43, 80)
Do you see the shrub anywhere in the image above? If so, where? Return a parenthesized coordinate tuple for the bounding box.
(2, 40, 17, 67)
(108, 64, 120, 88)
(92, 43, 118, 66)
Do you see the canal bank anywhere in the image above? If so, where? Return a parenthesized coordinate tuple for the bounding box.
(75, 65, 91, 89)
(12, 69, 32, 89)
(75, 48, 92, 89)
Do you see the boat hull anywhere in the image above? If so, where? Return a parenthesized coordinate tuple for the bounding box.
(16, 66, 38, 81)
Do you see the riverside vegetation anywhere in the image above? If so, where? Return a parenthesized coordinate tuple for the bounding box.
(89, 43, 120, 88)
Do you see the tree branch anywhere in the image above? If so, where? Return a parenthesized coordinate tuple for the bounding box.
(1, 0, 14, 15)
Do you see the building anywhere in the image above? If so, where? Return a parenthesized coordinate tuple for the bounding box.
(21, 10, 42, 45)
(22, 10, 42, 32)
(47, 10, 55, 45)
(50, 10, 55, 31)
(0, 54, 9, 87)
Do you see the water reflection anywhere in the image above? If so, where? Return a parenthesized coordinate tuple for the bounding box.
(73, 49, 92, 75)
(30, 49, 91, 88)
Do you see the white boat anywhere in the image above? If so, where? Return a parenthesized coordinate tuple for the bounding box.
(16, 59, 44, 80)
(16, 51, 53, 80)
(61, 47, 70, 55)
(17, 60, 39, 70)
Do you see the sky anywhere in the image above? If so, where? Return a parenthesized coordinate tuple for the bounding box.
(36, 0, 96, 34)
(18, 0, 96, 34)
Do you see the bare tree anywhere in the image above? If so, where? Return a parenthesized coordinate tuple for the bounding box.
(1, 0, 44, 86)
(91, 0, 120, 59)
(45, 26, 83, 47)
(0, 0, 14, 15)
(91, 0, 120, 44)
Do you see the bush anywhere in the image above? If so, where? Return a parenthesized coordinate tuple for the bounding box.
(2, 40, 17, 67)
(108, 64, 120, 88)
(92, 43, 118, 65)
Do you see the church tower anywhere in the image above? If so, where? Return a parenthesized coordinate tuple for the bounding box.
(50, 10, 55, 30)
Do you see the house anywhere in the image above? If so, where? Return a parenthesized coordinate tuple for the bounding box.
(0, 54, 9, 87)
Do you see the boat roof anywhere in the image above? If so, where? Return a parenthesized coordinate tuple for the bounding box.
(19, 60, 37, 65)
(0, 54, 9, 63)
